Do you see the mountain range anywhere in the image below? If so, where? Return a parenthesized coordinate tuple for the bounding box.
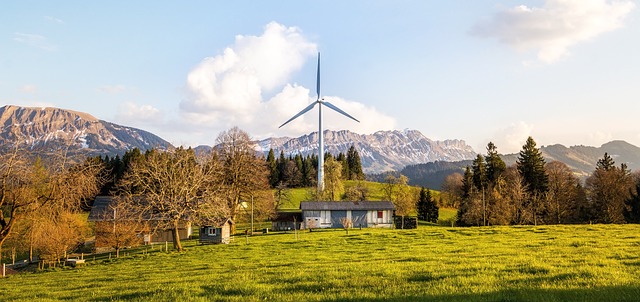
(0, 105, 171, 156)
(2, 105, 639, 186)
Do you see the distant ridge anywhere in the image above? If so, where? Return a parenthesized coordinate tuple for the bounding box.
(256, 129, 478, 174)
(397, 140, 640, 189)
(0, 105, 172, 156)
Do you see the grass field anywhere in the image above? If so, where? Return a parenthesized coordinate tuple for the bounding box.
(2, 224, 640, 301)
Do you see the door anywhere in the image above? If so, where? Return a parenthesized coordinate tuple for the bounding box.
(331, 210, 347, 228)
(351, 210, 368, 228)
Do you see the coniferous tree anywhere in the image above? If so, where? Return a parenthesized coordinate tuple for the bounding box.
(347, 145, 365, 180)
(586, 153, 633, 223)
(417, 187, 438, 223)
(485, 142, 506, 186)
(517, 137, 548, 225)
(472, 154, 488, 225)
(266, 149, 278, 187)
(337, 152, 349, 180)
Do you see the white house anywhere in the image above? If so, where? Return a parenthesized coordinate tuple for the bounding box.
(300, 201, 395, 229)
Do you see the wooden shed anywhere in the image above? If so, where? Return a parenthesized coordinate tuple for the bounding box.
(199, 219, 233, 244)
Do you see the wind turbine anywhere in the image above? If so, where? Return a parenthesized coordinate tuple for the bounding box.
(279, 53, 359, 195)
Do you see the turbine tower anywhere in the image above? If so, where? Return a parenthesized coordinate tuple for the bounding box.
(279, 53, 359, 195)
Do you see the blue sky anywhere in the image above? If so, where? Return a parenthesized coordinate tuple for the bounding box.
(2, 0, 639, 153)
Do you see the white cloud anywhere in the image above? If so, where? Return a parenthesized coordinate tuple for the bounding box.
(472, 0, 635, 63)
(20, 84, 37, 94)
(116, 102, 163, 126)
(13, 32, 57, 51)
(180, 21, 396, 142)
(488, 121, 534, 154)
(44, 16, 64, 24)
(98, 85, 126, 94)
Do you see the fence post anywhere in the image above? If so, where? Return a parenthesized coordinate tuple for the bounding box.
(165, 241, 168, 253)
(2, 263, 5, 278)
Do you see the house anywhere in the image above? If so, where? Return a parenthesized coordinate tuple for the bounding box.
(199, 218, 233, 244)
(300, 201, 395, 229)
(88, 196, 193, 252)
(271, 211, 303, 231)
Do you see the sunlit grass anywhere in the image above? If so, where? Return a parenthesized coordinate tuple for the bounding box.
(2, 224, 640, 301)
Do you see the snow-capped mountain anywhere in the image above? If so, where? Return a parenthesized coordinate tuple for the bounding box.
(0, 105, 171, 155)
(258, 129, 477, 173)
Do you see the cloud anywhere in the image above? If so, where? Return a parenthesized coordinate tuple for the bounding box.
(13, 32, 57, 51)
(180, 21, 396, 141)
(488, 121, 534, 154)
(472, 0, 635, 63)
(20, 84, 37, 94)
(98, 85, 126, 94)
(116, 102, 163, 126)
(44, 16, 64, 24)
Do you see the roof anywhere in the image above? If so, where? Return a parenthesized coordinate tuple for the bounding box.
(300, 201, 395, 211)
(271, 211, 302, 222)
(87, 196, 114, 221)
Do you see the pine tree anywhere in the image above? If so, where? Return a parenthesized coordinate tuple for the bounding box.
(485, 142, 506, 186)
(347, 145, 365, 180)
(266, 149, 278, 187)
(517, 137, 548, 195)
(337, 152, 349, 180)
(517, 137, 548, 225)
(417, 187, 439, 223)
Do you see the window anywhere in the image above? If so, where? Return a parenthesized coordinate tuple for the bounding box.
(377, 211, 384, 219)
(307, 210, 321, 217)
(207, 227, 217, 236)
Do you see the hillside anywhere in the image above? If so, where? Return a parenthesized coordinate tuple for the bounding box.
(0, 105, 172, 156)
(397, 141, 640, 189)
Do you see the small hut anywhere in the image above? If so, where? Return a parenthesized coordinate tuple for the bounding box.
(199, 218, 233, 244)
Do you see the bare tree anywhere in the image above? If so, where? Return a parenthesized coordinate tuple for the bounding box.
(441, 172, 463, 208)
(215, 127, 274, 231)
(0, 147, 103, 257)
(94, 197, 148, 257)
(344, 181, 369, 201)
(339, 217, 353, 235)
(117, 147, 228, 252)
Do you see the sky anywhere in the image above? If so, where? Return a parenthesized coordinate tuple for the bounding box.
(2, 0, 639, 154)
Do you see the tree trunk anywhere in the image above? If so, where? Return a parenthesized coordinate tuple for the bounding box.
(171, 221, 183, 252)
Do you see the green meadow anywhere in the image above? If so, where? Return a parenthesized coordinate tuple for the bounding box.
(2, 224, 640, 301)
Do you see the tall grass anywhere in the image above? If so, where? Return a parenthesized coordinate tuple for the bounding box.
(2, 224, 640, 301)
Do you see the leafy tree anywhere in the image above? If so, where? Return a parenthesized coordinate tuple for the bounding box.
(440, 172, 463, 208)
(322, 157, 344, 201)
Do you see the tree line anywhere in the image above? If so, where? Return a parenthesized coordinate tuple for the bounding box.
(1, 127, 274, 263)
(452, 137, 640, 226)
(265, 145, 365, 189)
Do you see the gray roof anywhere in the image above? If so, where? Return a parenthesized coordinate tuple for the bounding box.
(300, 201, 395, 211)
(87, 196, 114, 221)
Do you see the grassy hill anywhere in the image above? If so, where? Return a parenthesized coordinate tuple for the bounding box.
(2, 224, 640, 301)
(278, 180, 441, 210)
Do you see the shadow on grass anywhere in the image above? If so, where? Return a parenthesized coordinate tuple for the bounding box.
(318, 286, 640, 302)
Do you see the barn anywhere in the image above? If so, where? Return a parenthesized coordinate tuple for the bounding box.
(300, 201, 395, 229)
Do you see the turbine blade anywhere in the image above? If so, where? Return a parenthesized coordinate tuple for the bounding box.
(316, 53, 321, 99)
(278, 102, 318, 128)
(322, 101, 360, 123)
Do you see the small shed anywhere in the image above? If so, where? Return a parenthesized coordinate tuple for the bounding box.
(199, 219, 233, 244)
(271, 211, 303, 231)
